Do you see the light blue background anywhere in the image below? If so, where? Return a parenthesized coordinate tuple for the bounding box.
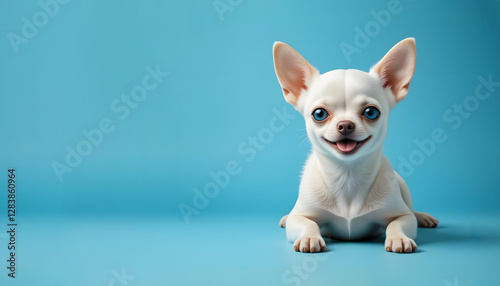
(0, 0, 499, 285)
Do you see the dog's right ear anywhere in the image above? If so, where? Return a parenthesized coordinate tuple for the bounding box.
(370, 38, 416, 104)
(273, 42, 318, 107)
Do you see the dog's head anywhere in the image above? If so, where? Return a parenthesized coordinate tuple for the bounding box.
(273, 38, 416, 161)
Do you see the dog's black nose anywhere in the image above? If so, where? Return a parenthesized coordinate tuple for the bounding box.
(337, 121, 355, 135)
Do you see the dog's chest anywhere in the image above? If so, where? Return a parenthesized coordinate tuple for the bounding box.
(316, 182, 390, 240)
(305, 153, 396, 239)
(318, 178, 387, 219)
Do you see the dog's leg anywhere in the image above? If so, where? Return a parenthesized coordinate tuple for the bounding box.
(286, 215, 326, 253)
(394, 171, 439, 228)
(385, 214, 417, 253)
(279, 214, 288, 228)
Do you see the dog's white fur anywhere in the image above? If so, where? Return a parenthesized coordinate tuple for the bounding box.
(273, 38, 438, 253)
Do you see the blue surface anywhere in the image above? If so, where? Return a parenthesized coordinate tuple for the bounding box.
(0, 0, 499, 285)
(2, 213, 500, 285)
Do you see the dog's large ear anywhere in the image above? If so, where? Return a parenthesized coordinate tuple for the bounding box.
(370, 38, 416, 103)
(273, 42, 318, 107)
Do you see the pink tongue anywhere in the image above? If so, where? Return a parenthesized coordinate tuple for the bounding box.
(337, 139, 357, 152)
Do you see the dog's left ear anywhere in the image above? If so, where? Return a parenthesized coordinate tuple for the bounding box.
(370, 38, 416, 103)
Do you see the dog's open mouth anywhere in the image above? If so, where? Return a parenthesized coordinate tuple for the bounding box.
(323, 136, 372, 155)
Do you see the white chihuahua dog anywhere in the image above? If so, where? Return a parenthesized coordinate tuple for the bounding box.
(274, 38, 438, 253)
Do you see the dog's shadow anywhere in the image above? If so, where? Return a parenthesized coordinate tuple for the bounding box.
(323, 222, 495, 252)
(415, 222, 500, 247)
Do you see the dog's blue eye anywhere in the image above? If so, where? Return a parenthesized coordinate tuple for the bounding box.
(363, 107, 380, 120)
(312, 108, 328, 122)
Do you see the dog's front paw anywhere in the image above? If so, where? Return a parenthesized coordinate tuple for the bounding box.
(385, 236, 417, 253)
(293, 237, 326, 253)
